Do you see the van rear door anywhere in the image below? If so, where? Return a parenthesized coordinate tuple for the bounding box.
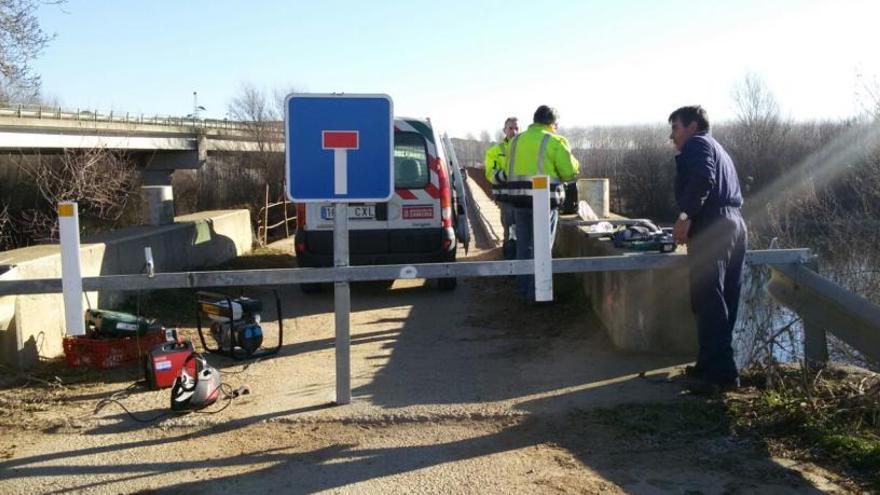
(386, 128, 440, 232)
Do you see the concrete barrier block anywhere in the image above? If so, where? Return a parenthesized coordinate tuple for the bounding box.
(577, 179, 610, 219)
(0, 209, 253, 369)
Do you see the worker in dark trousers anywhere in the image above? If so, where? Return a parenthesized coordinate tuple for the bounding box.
(669, 105, 747, 394)
(502, 106, 579, 299)
(485, 117, 520, 259)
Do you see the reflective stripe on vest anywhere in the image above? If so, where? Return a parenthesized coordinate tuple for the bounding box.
(504, 133, 565, 207)
(506, 134, 520, 180)
(536, 134, 550, 174)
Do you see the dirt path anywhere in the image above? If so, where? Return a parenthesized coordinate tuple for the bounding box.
(0, 245, 850, 493)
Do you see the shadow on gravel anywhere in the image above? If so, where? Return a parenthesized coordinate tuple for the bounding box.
(351, 271, 684, 410)
(22, 394, 822, 494)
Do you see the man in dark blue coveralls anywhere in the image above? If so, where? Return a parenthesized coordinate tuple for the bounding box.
(669, 105, 748, 394)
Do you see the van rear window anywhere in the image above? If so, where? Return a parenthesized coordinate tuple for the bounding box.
(394, 132, 429, 189)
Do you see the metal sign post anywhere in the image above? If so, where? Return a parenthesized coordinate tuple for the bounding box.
(285, 93, 393, 406)
(333, 203, 351, 404)
(532, 176, 553, 301)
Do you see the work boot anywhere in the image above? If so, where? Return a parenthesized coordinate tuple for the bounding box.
(683, 364, 705, 378)
(684, 377, 740, 396)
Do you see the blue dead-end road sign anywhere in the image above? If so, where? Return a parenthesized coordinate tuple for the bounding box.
(285, 93, 394, 203)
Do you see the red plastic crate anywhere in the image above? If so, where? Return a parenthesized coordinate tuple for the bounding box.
(63, 332, 166, 370)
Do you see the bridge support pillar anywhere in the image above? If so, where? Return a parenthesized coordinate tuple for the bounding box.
(141, 170, 175, 225)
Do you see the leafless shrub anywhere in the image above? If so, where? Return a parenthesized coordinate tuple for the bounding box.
(22, 148, 137, 222)
(0, 148, 140, 247)
(451, 136, 492, 169)
(0, 202, 12, 248)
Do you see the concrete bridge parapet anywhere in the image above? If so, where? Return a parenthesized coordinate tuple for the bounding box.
(554, 219, 697, 354)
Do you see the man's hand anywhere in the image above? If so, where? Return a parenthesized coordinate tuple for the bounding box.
(673, 218, 691, 245)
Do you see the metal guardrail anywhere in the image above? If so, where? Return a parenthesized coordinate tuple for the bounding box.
(257, 201, 296, 246)
(0, 249, 811, 296)
(0, 104, 283, 135)
(768, 262, 880, 365)
(256, 184, 296, 246)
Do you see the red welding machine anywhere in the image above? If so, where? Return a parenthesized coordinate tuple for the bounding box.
(143, 340, 197, 389)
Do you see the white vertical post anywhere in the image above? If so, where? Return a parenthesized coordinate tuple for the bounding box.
(58, 202, 85, 336)
(334, 203, 351, 404)
(532, 176, 553, 301)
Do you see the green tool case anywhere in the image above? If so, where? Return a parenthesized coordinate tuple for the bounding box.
(85, 309, 160, 337)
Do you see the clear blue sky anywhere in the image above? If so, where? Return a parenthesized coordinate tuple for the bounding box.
(33, 0, 880, 137)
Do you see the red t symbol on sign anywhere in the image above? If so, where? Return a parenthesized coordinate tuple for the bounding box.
(323, 131, 359, 195)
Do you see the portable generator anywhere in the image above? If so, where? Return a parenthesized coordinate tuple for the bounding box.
(170, 353, 222, 411)
(195, 290, 283, 360)
(143, 338, 197, 390)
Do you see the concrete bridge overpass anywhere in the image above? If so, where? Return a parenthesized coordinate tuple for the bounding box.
(0, 104, 285, 224)
(0, 104, 284, 153)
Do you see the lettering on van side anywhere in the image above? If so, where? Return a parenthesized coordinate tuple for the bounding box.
(402, 205, 435, 219)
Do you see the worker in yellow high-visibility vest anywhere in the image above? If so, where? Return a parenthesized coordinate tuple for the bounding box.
(484, 117, 519, 258)
(499, 105, 579, 298)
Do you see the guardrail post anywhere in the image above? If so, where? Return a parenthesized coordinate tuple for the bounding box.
(801, 260, 828, 368)
(58, 202, 85, 336)
(532, 176, 553, 301)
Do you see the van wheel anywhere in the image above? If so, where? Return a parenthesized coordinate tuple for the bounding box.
(300, 283, 322, 294)
(438, 277, 457, 291)
(361, 279, 394, 291)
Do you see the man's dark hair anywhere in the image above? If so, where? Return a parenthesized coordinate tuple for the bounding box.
(504, 117, 518, 127)
(668, 105, 710, 131)
(533, 105, 558, 126)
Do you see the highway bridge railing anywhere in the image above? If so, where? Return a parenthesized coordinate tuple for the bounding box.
(0, 103, 283, 134)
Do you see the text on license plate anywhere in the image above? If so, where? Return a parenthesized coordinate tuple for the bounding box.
(321, 205, 375, 220)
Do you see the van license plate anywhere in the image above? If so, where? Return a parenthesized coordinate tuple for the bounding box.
(320, 205, 375, 220)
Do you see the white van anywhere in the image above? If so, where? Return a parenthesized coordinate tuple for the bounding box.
(294, 117, 468, 292)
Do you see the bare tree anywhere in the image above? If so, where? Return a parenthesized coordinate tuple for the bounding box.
(227, 82, 281, 152)
(0, 0, 61, 103)
(727, 72, 791, 188)
(212, 83, 289, 233)
(272, 84, 297, 121)
(856, 71, 880, 122)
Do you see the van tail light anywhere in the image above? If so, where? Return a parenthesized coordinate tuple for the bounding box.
(296, 203, 306, 229)
(435, 157, 455, 252)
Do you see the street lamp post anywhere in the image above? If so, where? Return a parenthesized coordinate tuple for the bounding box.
(192, 91, 206, 126)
